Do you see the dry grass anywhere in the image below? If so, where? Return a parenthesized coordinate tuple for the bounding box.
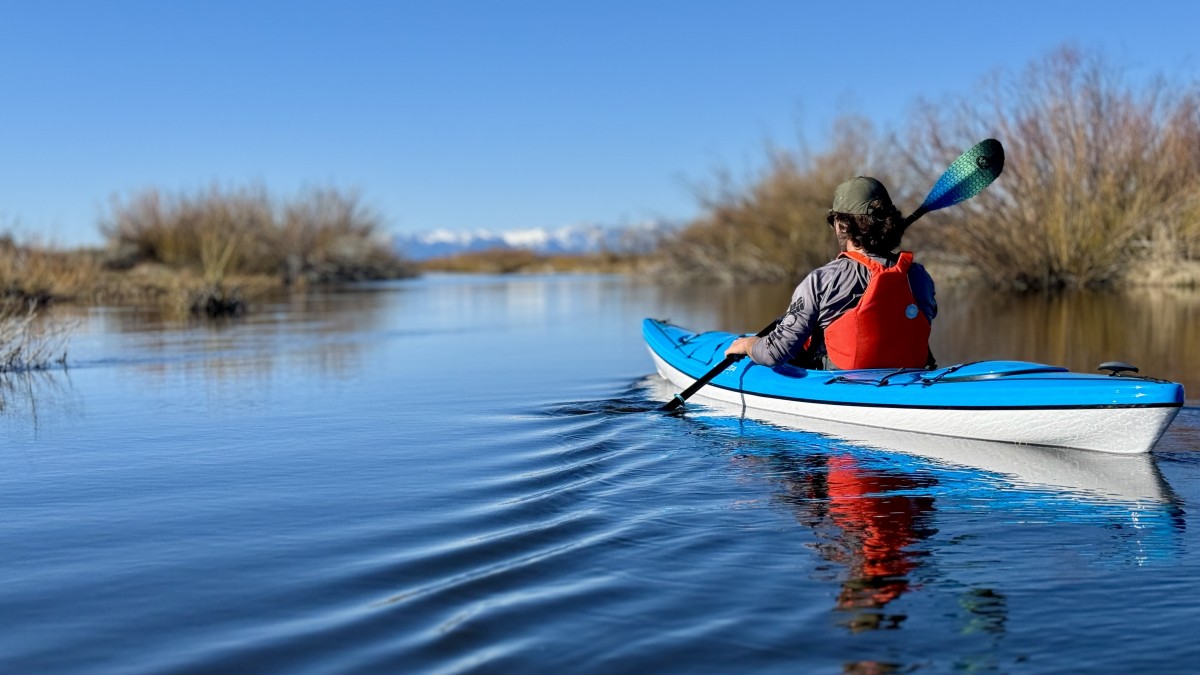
(0, 185, 415, 321)
(98, 184, 416, 316)
(278, 188, 409, 283)
(0, 240, 89, 369)
(0, 237, 103, 305)
(1124, 258, 1200, 288)
(102, 184, 417, 286)
(0, 300, 72, 371)
(420, 248, 647, 274)
(90, 264, 280, 316)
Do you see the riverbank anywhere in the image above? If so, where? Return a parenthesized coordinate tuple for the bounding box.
(0, 242, 415, 315)
(418, 248, 652, 275)
(0, 185, 417, 321)
(922, 256, 1200, 290)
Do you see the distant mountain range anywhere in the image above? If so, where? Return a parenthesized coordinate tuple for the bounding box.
(393, 221, 671, 261)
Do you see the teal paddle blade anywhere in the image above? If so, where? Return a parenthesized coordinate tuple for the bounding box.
(919, 138, 1005, 213)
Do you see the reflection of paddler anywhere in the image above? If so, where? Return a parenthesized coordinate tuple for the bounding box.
(823, 456, 935, 615)
(734, 449, 937, 631)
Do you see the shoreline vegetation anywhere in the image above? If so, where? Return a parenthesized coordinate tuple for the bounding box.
(417, 248, 1200, 289)
(417, 248, 652, 275)
(1, 185, 417, 314)
(101, 185, 417, 311)
(0, 185, 417, 370)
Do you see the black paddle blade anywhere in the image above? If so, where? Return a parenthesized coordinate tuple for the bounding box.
(917, 138, 1005, 215)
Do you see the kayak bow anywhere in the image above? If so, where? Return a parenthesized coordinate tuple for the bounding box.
(644, 319, 1184, 454)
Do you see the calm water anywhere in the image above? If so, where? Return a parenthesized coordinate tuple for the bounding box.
(3, 274, 1199, 674)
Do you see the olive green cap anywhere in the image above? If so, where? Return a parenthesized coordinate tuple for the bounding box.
(831, 176, 893, 215)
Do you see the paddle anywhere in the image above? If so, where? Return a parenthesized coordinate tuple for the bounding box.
(661, 138, 1005, 412)
(661, 319, 779, 411)
(901, 138, 1005, 232)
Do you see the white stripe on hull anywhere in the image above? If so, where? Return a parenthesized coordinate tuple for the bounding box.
(651, 351, 1179, 455)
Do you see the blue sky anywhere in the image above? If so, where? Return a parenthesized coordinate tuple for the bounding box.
(1, 1, 1198, 244)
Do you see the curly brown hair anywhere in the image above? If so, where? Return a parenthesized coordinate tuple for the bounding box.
(826, 202, 905, 254)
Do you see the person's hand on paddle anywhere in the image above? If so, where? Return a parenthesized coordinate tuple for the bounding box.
(725, 336, 760, 358)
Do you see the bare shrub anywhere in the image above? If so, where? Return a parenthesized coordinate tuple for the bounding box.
(102, 185, 414, 285)
(656, 118, 906, 284)
(279, 188, 408, 284)
(102, 185, 275, 277)
(0, 236, 102, 304)
(420, 247, 648, 274)
(904, 46, 1200, 290)
(0, 300, 71, 371)
(422, 248, 545, 274)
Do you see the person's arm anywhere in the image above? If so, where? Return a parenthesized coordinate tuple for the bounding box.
(726, 273, 821, 366)
(725, 334, 761, 358)
(909, 263, 937, 323)
(910, 263, 937, 368)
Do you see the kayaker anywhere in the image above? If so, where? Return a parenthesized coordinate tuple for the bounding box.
(724, 176, 937, 369)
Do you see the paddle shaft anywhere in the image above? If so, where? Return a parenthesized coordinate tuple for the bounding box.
(661, 320, 779, 411)
(902, 205, 929, 232)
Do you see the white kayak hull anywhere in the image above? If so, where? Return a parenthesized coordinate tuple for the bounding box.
(650, 350, 1181, 455)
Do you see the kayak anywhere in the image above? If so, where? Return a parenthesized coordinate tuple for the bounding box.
(642, 373, 1174, 502)
(643, 318, 1185, 454)
(642, 374, 1174, 506)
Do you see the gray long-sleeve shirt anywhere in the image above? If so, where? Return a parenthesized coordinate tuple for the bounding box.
(749, 252, 937, 367)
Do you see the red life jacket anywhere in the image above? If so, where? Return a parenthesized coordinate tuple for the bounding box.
(823, 250, 930, 370)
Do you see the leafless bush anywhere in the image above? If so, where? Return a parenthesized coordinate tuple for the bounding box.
(904, 46, 1200, 290)
(103, 185, 275, 278)
(279, 188, 408, 284)
(0, 300, 71, 371)
(0, 236, 102, 305)
(102, 185, 414, 286)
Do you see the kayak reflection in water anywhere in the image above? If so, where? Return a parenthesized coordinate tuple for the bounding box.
(825, 457, 937, 631)
(724, 177, 937, 371)
(771, 453, 937, 632)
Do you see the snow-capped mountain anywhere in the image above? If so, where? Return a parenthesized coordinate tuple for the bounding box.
(393, 221, 669, 260)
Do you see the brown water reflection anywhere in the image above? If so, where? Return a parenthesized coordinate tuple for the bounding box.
(653, 283, 1200, 397)
(53, 289, 395, 382)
